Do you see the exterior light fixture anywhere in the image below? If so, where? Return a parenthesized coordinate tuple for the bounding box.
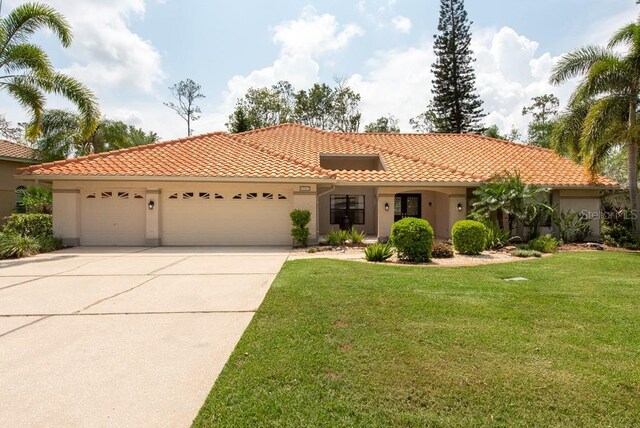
(457, 203, 463, 212)
(384, 202, 389, 211)
(148, 200, 155, 210)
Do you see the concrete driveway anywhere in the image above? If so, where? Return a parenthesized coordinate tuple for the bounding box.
(0, 246, 290, 427)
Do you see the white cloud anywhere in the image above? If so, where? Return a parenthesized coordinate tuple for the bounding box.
(391, 16, 412, 34)
(346, 26, 578, 137)
(47, 0, 165, 94)
(195, 6, 364, 135)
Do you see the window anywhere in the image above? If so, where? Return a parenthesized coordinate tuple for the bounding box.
(247, 192, 258, 200)
(330, 195, 365, 225)
(262, 192, 273, 200)
(232, 193, 242, 200)
(182, 192, 194, 200)
(214, 193, 224, 199)
(15, 186, 26, 213)
(117, 192, 129, 199)
(101, 191, 112, 199)
(168, 193, 179, 199)
(199, 192, 210, 200)
(277, 193, 288, 200)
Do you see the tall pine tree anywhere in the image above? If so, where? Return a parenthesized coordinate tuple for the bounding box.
(430, 0, 484, 133)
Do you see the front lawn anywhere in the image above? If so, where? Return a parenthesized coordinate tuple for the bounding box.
(194, 252, 640, 427)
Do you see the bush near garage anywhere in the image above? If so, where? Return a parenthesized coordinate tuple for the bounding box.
(2, 213, 53, 238)
(452, 220, 486, 255)
(390, 217, 434, 263)
(290, 209, 311, 247)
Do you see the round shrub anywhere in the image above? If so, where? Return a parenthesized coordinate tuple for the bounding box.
(390, 217, 434, 262)
(452, 220, 486, 255)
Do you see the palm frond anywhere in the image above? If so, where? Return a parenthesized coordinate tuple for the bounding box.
(570, 55, 631, 102)
(550, 101, 592, 160)
(608, 20, 640, 50)
(0, 2, 72, 55)
(549, 45, 614, 85)
(580, 95, 628, 173)
(45, 73, 100, 139)
(0, 43, 53, 78)
(0, 76, 45, 138)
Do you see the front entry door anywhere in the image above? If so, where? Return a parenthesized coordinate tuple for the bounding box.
(394, 194, 422, 222)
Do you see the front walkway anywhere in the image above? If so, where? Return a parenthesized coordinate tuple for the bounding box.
(0, 246, 289, 427)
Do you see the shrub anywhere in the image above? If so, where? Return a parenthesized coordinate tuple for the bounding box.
(390, 217, 434, 263)
(552, 210, 592, 243)
(511, 248, 542, 258)
(2, 213, 53, 238)
(452, 220, 486, 255)
(432, 241, 454, 258)
(18, 186, 52, 214)
(483, 221, 512, 250)
(528, 234, 560, 253)
(364, 242, 394, 262)
(325, 229, 350, 246)
(290, 209, 311, 247)
(349, 227, 366, 245)
(39, 236, 64, 253)
(0, 233, 41, 259)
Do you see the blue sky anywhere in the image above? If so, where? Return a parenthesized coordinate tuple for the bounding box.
(2, 0, 638, 140)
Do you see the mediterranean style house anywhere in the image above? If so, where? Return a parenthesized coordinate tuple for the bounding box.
(0, 139, 36, 222)
(16, 124, 615, 246)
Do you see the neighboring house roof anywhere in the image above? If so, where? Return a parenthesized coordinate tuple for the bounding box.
(0, 139, 36, 163)
(17, 124, 616, 188)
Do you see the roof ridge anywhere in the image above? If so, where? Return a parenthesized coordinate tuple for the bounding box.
(334, 130, 486, 181)
(226, 132, 336, 179)
(17, 131, 227, 174)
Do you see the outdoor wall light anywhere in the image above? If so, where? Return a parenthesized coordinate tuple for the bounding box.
(457, 203, 463, 212)
(148, 200, 155, 210)
(384, 202, 389, 211)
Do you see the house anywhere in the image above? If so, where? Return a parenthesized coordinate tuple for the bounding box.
(16, 124, 615, 246)
(1, 139, 37, 222)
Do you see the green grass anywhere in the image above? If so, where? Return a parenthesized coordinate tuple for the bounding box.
(193, 252, 640, 427)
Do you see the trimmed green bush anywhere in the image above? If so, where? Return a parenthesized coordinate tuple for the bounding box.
(512, 249, 542, 258)
(2, 213, 53, 238)
(39, 236, 64, 253)
(290, 209, 311, 247)
(364, 242, 394, 262)
(390, 217, 434, 263)
(452, 220, 486, 255)
(528, 234, 560, 253)
(432, 241, 454, 258)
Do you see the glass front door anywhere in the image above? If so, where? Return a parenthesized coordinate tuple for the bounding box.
(394, 194, 422, 222)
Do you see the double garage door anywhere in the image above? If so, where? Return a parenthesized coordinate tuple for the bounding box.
(79, 188, 294, 246)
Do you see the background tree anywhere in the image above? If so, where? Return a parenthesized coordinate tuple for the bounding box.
(164, 78, 205, 136)
(423, 0, 484, 133)
(35, 109, 159, 161)
(409, 105, 437, 133)
(0, 115, 23, 141)
(365, 115, 400, 133)
(550, 16, 640, 236)
(227, 80, 362, 133)
(522, 94, 559, 147)
(0, 2, 100, 139)
(483, 124, 521, 141)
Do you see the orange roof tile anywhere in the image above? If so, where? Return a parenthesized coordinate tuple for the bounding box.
(0, 139, 36, 161)
(17, 124, 616, 188)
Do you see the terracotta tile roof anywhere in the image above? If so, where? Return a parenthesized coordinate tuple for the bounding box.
(0, 139, 36, 161)
(17, 124, 616, 187)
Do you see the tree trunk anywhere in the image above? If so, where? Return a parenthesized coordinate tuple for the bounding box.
(628, 93, 640, 237)
(629, 140, 640, 236)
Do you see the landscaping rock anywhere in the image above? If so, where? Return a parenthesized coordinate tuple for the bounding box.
(586, 242, 605, 250)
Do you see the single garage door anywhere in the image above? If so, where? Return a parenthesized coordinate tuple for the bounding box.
(162, 189, 293, 245)
(80, 190, 146, 246)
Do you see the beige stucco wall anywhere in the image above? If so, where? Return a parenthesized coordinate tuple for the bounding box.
(0, 160, 31, 222)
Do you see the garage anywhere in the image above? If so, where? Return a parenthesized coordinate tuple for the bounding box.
(161, 188, 294, 245)
(80, 190, 147, 246)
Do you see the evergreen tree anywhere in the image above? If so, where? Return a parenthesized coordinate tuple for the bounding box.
(429, 0, 484, 133)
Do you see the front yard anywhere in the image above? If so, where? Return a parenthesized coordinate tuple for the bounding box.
(194, 252, 640, 427)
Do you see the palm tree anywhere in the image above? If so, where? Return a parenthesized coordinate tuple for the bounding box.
(550, 16, 640, 236)
(0, 2, 99, 139)
(36, 109, 160, 162)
